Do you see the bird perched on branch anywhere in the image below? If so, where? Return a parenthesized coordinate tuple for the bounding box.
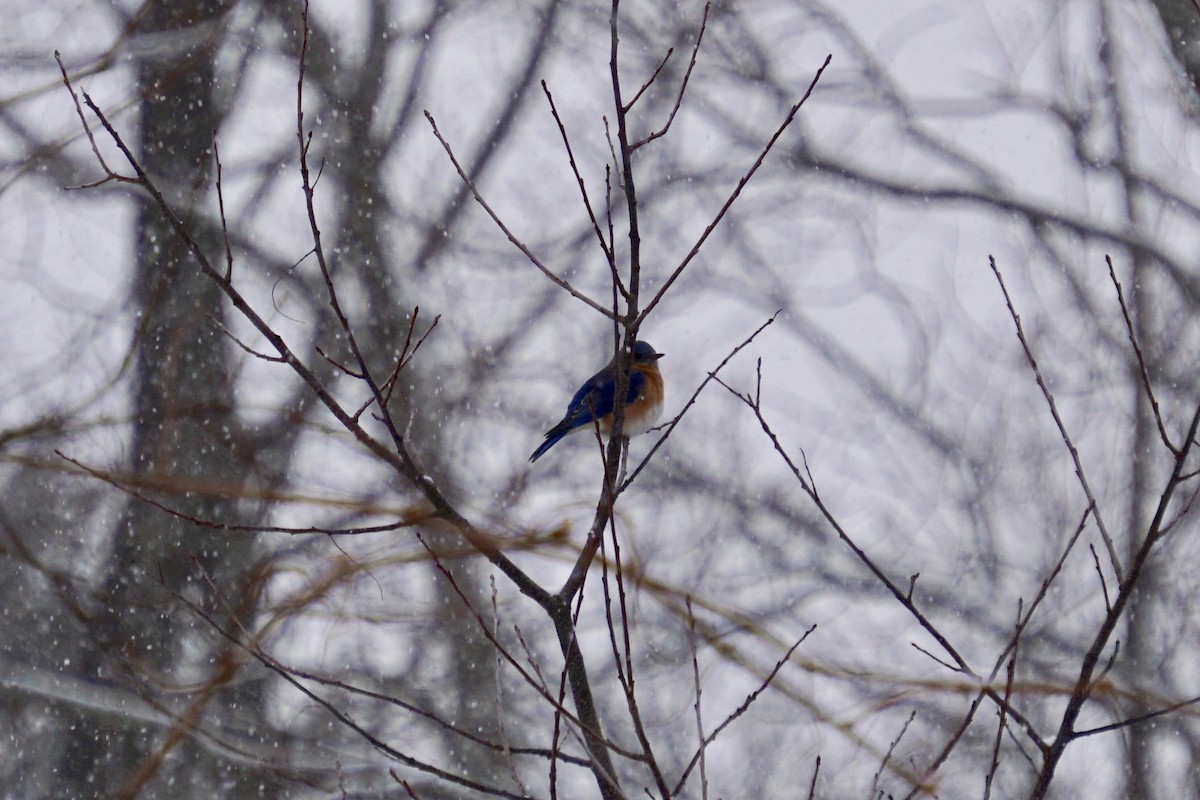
(529, 341, 665, 463)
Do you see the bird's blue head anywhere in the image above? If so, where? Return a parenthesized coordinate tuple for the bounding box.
(632, 341, 663, 363)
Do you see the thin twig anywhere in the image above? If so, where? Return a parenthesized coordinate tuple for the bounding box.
(313, 345, 365, 378)
(983, 639, 1019, 799)
(672, 625, 816, 796)
(989, 255, 1124, 582)
(988, 505, 1092, 683)
(614, 527, 672, 796)
(175, 572, 527, 799)
(631, 3, 710, 150)
(719, 376, 973, 675)
(623, 312, 779, 489)
(56, 450, 427, 535)
(1089, 543, 1112, 613)
(412, 530, 643, 763)
(511, 623, 596, 772)
(54, 51, 136, 186)
(1106, 255, 1175, 454)
(425, 111, 614, 318)
(1159, 475, 1200, 536)
(911, 642, 960, 673)
(213, 133, 235, 281)
(542, 80, 616, 272)
(871, 711, 917, 799)
(901, 692, 985, 800)
(687, 599, 709, 800)
(384, 311, 441, 406)
(208, 314, 286, 362)
(1031, 399, 1200, 797)
(490, 577, 530, 797)
(276, 651, 592, 768)
(638, 55, 831, 324)
(394, 777, 422, 799)
(608, 0, 643, 322)
(1074, 693, 1200, 738)
(603, 514, 672, 798)
(623, 47, 673, 113)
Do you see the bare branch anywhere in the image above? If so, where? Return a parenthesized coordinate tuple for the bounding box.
(631, 3, 710, 150)
(623, 312, 779, 489)
(1106, 255, 1175, 454)
(983, 642, 1018, 799)
(989, 255, 1124, 582)
(1031, 399, 1200, 797)
(60, 29, 553, 614)
(383, 310, 441, 406)
(687, 599, 709, 800)
(871, 711, 917, 800)
(988, 504, 1092, 682)
(176, 570, 528, 800)
(424, 110, 615, 319)
(624, 48, 673, 113)
(490, 578, 531, 798)
(911, 642, 961, 673)
(638, 55, 831, 324)
(720, 376, 974, 676)
(213, 133, 234, 281)
(313, 345, 364, 378)
(56, 450, 428, 536)
(672, 625, 816, 796)
(411, 530, 644, 765)
(542, 80, 616, 273)
(54, 51, 137, 186)
(901, 693, 986, 800)
(1074, 693, 1200, 739)
(604, 517, 672, 799)
(1089, 543, 1112, 614)
(208, 314, 286, 362)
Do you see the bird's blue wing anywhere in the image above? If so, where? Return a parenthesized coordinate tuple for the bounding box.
(561, 368, 645, 428)
(530, 364, 648, 462)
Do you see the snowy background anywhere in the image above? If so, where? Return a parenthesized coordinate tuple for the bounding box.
(3, 0, 1200, 797)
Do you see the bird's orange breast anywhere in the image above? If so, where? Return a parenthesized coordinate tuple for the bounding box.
(600, 365, 664, 436)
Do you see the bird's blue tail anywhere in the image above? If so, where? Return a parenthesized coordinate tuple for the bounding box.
(529, 430, 568, 463)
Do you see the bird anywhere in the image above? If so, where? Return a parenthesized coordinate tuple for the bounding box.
(529, 340, 665, 463)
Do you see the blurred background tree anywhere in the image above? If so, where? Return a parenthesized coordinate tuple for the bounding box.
(3, 0, 1200, 798)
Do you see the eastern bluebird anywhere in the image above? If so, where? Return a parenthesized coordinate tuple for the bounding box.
(529, 340, 665, 463)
